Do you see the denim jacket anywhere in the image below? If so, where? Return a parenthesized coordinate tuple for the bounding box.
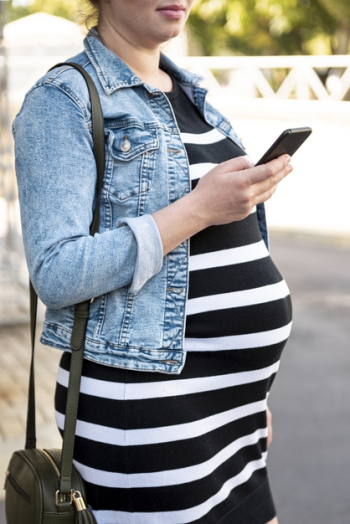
(14, 32, 268, 374)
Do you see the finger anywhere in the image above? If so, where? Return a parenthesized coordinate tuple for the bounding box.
(254, 181, 278, 206)
(216, 155, 254, 174)
(248, 154, 291, 185)
(252, 161, 293, 203)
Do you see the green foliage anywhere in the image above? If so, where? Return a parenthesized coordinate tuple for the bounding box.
(188, 0, 338, 55)
(316, 0, 350, 22)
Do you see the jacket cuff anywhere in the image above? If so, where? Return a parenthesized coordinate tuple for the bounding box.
(118, 214, 164, 294)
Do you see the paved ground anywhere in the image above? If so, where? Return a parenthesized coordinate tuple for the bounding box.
(0, 232, 350, 524)
(266, 233, 350, 523)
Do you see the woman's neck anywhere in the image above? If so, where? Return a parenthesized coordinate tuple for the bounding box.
(97, 21, 172, 91)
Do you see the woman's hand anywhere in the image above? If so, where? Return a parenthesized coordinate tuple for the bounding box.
(190, 154, 293, 228)
(266, 406, 273, 448)
(153, 154, 292, 256)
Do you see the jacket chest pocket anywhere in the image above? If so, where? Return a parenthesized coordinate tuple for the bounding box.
(105, 125, 159, 201)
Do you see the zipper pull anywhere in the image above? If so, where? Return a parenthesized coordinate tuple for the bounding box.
(4, 471, 9, 490)
(72, 490, 87, 511)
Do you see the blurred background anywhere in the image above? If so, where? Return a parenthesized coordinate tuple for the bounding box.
(0, 0, 350, 523)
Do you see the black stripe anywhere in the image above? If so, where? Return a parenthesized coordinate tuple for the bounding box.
(55, 375, 272, 430)
(189, 213, 262, 256)
(188, 258, 284, 298)
(186, 299, 292, 338)
(186, 139, 245, 165)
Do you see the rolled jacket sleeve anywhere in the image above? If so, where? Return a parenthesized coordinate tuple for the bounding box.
(13, 79, 164, 309)
(118, 215, 163, 294)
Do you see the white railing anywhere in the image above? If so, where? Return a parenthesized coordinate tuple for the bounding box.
(177, 55, 350, 102)
(5, 54, 350, 104)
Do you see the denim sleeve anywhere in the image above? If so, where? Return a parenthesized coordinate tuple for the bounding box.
(13, 83, 164, 309)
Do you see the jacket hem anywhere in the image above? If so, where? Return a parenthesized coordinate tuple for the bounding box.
(41, 321, 186, 375)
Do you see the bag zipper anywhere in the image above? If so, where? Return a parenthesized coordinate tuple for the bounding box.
(38, 449, 60, 478)
(4, 470, 31, 503)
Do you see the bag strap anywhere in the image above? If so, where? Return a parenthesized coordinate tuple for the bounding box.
(26, 62, 105, 507)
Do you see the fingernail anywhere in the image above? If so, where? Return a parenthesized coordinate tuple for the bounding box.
(284, 155, 291, 164)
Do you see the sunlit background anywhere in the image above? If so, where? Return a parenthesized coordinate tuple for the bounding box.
(0, 1, 350, 523)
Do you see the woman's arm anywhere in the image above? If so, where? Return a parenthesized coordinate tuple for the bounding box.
(14, 82, 163, 308)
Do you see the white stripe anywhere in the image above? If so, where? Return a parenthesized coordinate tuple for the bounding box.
(55, 399, 267, 447)
(56, 360, 279, 401)
(184, 322, 292, 352)
(186, 280, 290, 316)
(57, 367, 124, 399)
(189, 239, 268, 272)
(73, 427, 268, 489)
(181, 128, 225, 145)
(189, 162, 217, 181)
(93, 454, 268, 524)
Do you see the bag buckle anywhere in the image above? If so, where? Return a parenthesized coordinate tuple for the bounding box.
(55, 489, 74, 506)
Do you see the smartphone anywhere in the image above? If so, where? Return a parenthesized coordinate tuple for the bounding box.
(255, 127, 312, 166)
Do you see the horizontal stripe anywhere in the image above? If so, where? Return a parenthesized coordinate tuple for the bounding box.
(185, 297, 292, 338)
(189, 214, 263, 256)
(184, 322, 292, 351)
(73, 427, 268, 489)
(56, 360, 279, 401)
(187, 280, 290, 315)
(55, 398, 267, 447)
(189, 239, 268, 272)
(189, 162, 217, 181)
(181, 128, 225, 145)
(56, 380, 270, 432)
(186, 142, 246, 167)
(92, 454, 268, 524)
(188, 258, 285, 300)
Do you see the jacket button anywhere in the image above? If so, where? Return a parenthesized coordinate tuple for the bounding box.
(121, 137, 131, 152)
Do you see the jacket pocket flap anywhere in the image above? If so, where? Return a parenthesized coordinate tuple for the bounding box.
(107, 126, 159, 161)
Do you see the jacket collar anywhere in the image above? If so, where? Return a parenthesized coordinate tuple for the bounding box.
(84, 29, 202, 95)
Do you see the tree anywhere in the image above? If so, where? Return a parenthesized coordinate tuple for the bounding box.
(188, 0, 338, 56)
(316, 0, 350, 53)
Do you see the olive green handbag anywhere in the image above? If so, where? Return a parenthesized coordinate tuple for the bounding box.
(4, 63, 105, 524)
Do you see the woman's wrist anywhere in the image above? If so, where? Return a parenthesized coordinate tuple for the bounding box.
(152, 191, 210, 256)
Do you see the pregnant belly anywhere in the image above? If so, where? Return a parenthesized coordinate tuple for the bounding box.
(184, 256, 293, 351)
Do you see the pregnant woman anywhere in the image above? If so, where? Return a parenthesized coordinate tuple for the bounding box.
(14, 1, 293, 522)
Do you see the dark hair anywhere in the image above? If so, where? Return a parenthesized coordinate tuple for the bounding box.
(79, 0, 100, 30)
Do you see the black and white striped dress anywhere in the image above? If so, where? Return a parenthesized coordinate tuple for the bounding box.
(55, 78, 292, 524)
